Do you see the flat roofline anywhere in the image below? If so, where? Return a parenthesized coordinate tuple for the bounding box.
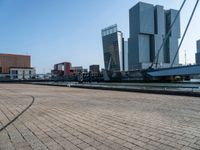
(55, 62, 71, 65)
(101, 24, 117, 31)
(0, 53, 30, 57)
(9, 67, 35, 69)
(71, 66, 83, 68)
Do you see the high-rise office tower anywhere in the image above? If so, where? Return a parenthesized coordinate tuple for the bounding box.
(196, 40, 200, 64)
(128, 2, 180, 70)
(101, 24, 124, 71)
(165, 9, 181, 64)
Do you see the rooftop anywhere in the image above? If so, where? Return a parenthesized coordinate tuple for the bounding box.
(0, 53, 30, 57)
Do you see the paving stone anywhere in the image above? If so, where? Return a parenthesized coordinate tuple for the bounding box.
(0, 84, 200, 150)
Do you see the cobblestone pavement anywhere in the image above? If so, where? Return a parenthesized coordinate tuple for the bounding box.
(0, 84, 200, 150)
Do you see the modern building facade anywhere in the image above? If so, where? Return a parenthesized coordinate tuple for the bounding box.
(0, 53, 31, 74)
(128, 2, 180, 70)
(102, 24, 124, 72)
(196, 40, 200, 64)
(52, 62, 84, 78)
(70, 66, 83, 75)
(53, 62, 71, 76)
(89, 65, 100, 73)
(10, 68, 35, 80)
(124, 41, 129, 71)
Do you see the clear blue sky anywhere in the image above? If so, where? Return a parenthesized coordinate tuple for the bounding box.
(0, 0, 200, 73)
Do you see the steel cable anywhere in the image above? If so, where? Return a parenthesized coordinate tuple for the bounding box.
(150, 0, 186, 69)
(171, 0, 199, 67)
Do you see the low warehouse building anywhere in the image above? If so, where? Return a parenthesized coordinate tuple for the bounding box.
(10, 67, 35, 80)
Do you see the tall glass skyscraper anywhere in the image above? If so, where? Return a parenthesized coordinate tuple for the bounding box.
(101, 25, 124, 71)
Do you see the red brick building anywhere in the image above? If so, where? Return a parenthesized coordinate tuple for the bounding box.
(0, 54, 31, 74)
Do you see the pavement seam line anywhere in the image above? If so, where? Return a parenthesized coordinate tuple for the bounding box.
(0, 95, 35, 132)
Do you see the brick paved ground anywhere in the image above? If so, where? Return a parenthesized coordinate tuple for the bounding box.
(0, 84, 200, 150)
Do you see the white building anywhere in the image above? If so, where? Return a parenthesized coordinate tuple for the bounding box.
(10, 68, 36, 80)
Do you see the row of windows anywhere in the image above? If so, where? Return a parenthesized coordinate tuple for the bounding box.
(10, 70, 33, 75)
(102, 25, 118, 37)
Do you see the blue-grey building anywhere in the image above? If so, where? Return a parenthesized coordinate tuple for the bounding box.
(165, 9, 181, 64)
(101, 25, 124, 71)
(124, 41, 128, 71)
(128, 2, 181, 70)
(196, 40, 200, 64)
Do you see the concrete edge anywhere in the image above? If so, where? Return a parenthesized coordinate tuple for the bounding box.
(29, 83, 200, 97)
